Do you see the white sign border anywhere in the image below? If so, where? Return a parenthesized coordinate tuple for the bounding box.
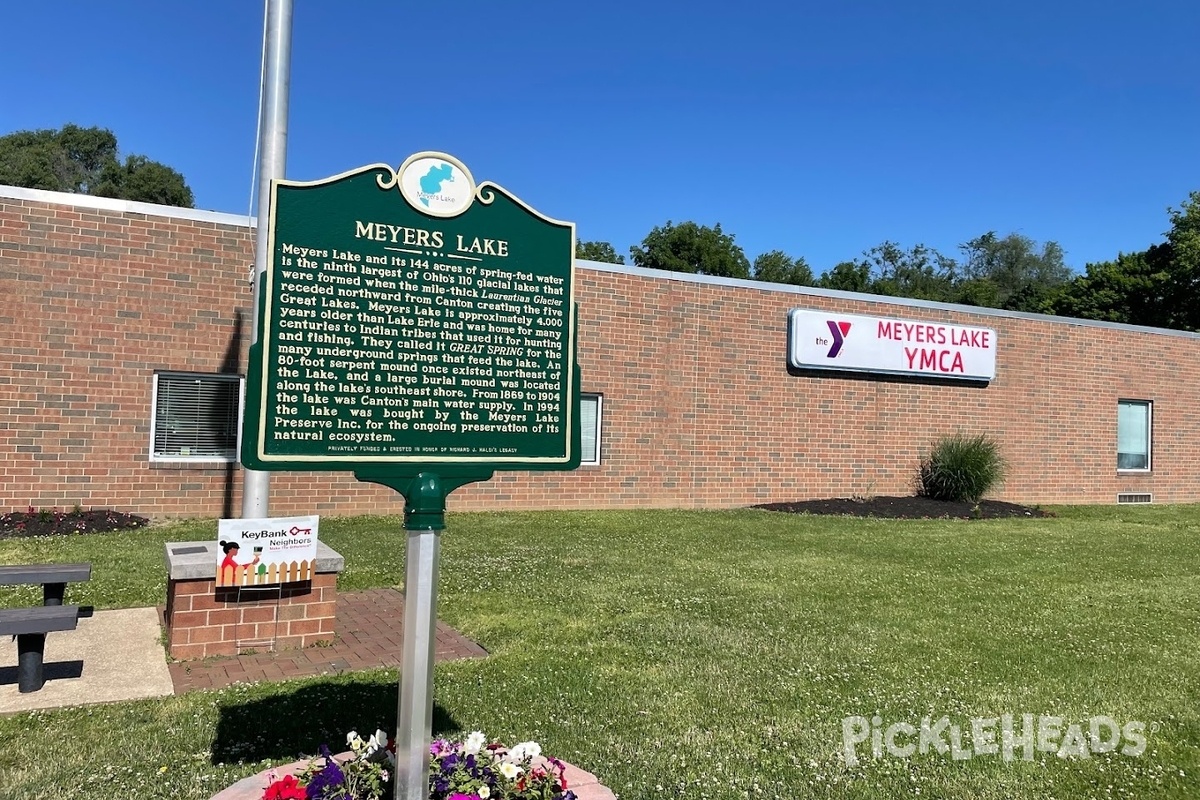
(787, 308, 998, 382)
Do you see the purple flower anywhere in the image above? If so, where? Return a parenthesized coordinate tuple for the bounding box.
(304, 749, 346, 800)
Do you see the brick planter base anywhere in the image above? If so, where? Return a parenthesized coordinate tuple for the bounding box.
(163, 541, 345, 660)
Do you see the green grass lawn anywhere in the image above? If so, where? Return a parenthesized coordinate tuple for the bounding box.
(1, 506, 1198, 798)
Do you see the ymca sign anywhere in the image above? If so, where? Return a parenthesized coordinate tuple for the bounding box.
(788, 309, 997, 381)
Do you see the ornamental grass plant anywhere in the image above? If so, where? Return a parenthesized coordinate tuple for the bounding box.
(918, 432, 1007, 503)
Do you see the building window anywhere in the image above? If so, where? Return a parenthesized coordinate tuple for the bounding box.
(580, 393, 603, 466)
(1117, 400, 1151, 471)
(150, 372, 243, 463)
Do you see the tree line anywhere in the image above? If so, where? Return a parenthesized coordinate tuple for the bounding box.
(578, 193, 1200, 332)
(0, 124, 194, 207)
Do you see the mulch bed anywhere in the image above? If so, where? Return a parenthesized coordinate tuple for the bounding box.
(0, 498, 1048, 538)
(0, 509, 151, 538)
(753, 495, 1053, 520)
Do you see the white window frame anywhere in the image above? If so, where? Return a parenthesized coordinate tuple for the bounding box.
(149, 372, 245, 464)
(580, 393, 603, 466)
(1116, 399, 1151, 472)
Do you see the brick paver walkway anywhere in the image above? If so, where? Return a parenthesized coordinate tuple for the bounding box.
(167, 588, 487, 693)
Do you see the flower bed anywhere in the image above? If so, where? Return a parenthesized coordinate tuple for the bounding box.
(210, 731, 615, 800)
(0, 506, 150, 537)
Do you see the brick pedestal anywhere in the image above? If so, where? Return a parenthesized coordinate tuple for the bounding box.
(163, 541, 344, 660)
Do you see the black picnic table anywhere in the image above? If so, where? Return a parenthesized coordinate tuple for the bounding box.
(0, 563, 91, 692)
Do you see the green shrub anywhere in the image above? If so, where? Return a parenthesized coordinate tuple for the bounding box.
(918, 433, 1007, 503)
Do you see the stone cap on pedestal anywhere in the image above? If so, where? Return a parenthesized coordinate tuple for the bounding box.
(164, 540, 345, 580)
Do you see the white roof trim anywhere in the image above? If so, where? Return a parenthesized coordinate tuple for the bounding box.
(0, 184, 255, 228)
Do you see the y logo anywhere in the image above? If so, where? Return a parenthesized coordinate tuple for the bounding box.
(826, 321, 851, 357)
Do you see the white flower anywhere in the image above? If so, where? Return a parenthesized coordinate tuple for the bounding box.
(356, 728, 389, 761)
(346, 730, 359, 746)
(499, 761, 522, 780)
(478, 786, 491, 799)
(507, 741, 542, 763)
(371, 729, 388, 750)
(464, 731, 487, 754)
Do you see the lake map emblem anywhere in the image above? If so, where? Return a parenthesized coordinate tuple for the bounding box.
(398, 153, 476, 217)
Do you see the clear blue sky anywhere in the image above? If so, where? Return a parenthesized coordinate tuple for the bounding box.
(3, 1, 1198, 274)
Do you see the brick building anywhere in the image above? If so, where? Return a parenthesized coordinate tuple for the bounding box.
(4, 185, 1197, 517)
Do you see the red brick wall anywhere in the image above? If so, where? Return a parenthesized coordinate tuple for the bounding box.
(164, 572, 337, 659)
(4, 188, 1198, 514)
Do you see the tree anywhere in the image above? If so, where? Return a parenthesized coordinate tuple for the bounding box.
(629, 220, 750, 279)
(575, 240, 625, 264)
(1051, 192, 1200, 331)
(956, 231, 1070, 312)
(0, 125, 117, 193)
(1164, 191, 1200, 329)
(824, 241, 956, 302)
(95, 155, 194, 207)
(752, 250, 814, 286)
(1053, 246, 1173, 327)
(817, 260, 872, 293)
(0, 124, 194, 207)
(866, 241, 957, 301)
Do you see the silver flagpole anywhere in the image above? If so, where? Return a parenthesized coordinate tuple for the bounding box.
(242, 0, 293, 519)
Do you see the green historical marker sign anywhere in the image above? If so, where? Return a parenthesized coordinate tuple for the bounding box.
(241, 152, 581, 477)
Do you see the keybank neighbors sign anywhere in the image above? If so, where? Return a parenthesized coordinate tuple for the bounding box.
(788, 309, 997, 381)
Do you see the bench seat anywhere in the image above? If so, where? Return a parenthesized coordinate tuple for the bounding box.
(0, 605, 81, 692)
(0, 563, 92, 605)
(0, 605, 81, 635)
(0, 563, 92, 584)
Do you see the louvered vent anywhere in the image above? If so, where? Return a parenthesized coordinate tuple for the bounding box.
(1116, 493, 1152, 505)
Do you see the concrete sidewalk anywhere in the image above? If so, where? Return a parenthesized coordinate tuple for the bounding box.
(0, 607, 174, 713)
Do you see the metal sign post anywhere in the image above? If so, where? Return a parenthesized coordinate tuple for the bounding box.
(394, 473, 443, 800)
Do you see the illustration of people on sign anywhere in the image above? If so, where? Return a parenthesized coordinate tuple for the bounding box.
(219, 540, 261, 570)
